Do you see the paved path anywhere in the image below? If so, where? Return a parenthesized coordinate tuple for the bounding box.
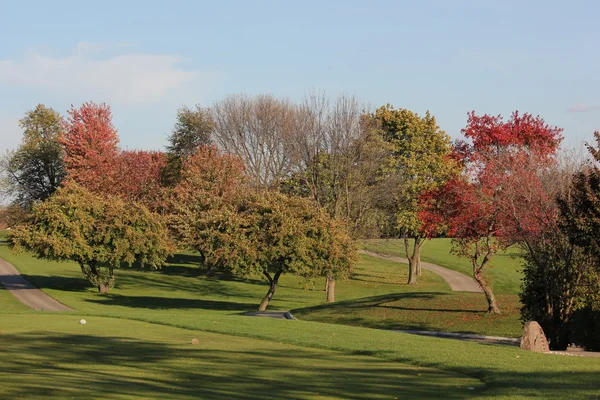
(360, 250, 483, 292)
(0, 258, 73, 311)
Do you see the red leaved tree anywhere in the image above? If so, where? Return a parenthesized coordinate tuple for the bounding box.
(60, 102, 120, 193)
(116, 150, 167, 210)
(60, 102, 168, 209)
(421, 111, 563, 314)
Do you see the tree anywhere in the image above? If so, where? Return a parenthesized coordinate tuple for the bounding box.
(196, 191, 356, 311)
(291, 93, 389, 237)
(421, 111, 563, 314)
(10, 184, 173, 293)
(168, 145, 247, 261)
(168, 105, 213, 156)
(375, 105, 457, 285)
(59, 102, 119, 194)
(162, 105, 214, 186)
(211, 94, 297, 189)
(116, 150, 167, 210)
(285, 93, 387, 301)
(543, 132, 600, 349)
(0, 104, 66, 208)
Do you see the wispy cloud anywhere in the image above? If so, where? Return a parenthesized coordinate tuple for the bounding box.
(567, 103, 600, 113)
(0, 42, 213, 105)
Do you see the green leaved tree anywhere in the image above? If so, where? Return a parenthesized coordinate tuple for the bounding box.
(10, 184, 174, 293)
(202, 192, 357, 311)
(0, 104, 66, 209)
(162, 105, 214, 186)
(375, 105, 457, 285)
(170, 151, 357, 310)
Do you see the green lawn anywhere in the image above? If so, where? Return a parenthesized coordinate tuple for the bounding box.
(2, 239, 600, 399)
(0, 243, 521, 337)
(0, 285, 31, 313)
(361, 238, 524, 294)
(0, 314, 480, 399)
(294, 291, 522, 338)
(294, 255, 522, 337)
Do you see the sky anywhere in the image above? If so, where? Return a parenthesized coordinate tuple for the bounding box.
(1, 0, 599, 153)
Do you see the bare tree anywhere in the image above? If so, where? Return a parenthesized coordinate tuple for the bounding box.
(291, 92, 387, 301)
(211, 94, 297, 189)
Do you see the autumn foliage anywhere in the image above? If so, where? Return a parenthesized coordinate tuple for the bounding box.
(60, 102, 120, 193)
(116, 150, 167, 208)
(420, 111, 563, 313)
(60, 102, 166, 208)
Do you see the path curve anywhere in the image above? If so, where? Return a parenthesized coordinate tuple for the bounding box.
(360, 250, 483, 292)
(0, 258, 73, 311)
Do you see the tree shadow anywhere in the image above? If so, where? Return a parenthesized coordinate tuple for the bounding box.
(19, 274, 90, 292)
(2, 330, 599, 399)
(0, 330, 482, 399)
(85, 294, 256, 312)
(292, 292, 495, 334)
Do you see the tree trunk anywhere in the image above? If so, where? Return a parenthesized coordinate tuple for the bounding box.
(473, 264, 501, 314)
(326, 278, 336, 303)
(97, 267, 114, 294)
(258, 270, 282, 311)
(404, 237, 418, 285)
(98, 282, 110, 294)
(414, 237, 425, 276)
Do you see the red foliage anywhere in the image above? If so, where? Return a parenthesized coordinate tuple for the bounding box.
(461, 111, 563, 157)
(115, 150, 167, 208)
(60, 102, 120, 193)
(421, 111, 563, 246)
(174, 145, 246, 203)
(60, 102, 169, 209)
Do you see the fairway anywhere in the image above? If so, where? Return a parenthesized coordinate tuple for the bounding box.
(0, 315, 481, 399)
(2, 242, 600, 399)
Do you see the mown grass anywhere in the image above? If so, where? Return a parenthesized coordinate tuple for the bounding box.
(2, 238, 600, 399)
(360, 238, 524, 294)
(293, 291, 522, 338)
(0, 284, 31, 313)
(0, 242, 521, 337)
(0, 314, 481, 399)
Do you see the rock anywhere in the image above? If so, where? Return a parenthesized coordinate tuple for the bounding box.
(520, 321, 549, 352)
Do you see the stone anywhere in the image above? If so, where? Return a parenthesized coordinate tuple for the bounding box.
(520, 321, 549, 352)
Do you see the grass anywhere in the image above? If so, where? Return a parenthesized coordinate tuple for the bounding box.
(360, 238, 524, 294)
(0, 243, 522, 337)
(2, 237, 600, 398)
(293, 291, 522, 338)
(294, 255, 522, 337)
(0, 285, 31, 313)
(0, 314, 481, 399)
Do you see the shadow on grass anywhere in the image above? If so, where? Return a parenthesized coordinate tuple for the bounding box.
(85, 294, 256, 312)
(0, 331, 477, 399)
(20, 274, 90, 292)
(2, 330, 599, 399)
(292, 292, 501, 334)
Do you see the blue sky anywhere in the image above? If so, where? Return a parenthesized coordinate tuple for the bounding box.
(1, 0, 599, 152)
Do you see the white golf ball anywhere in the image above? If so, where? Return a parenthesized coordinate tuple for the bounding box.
(79, 319, 87, 325)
